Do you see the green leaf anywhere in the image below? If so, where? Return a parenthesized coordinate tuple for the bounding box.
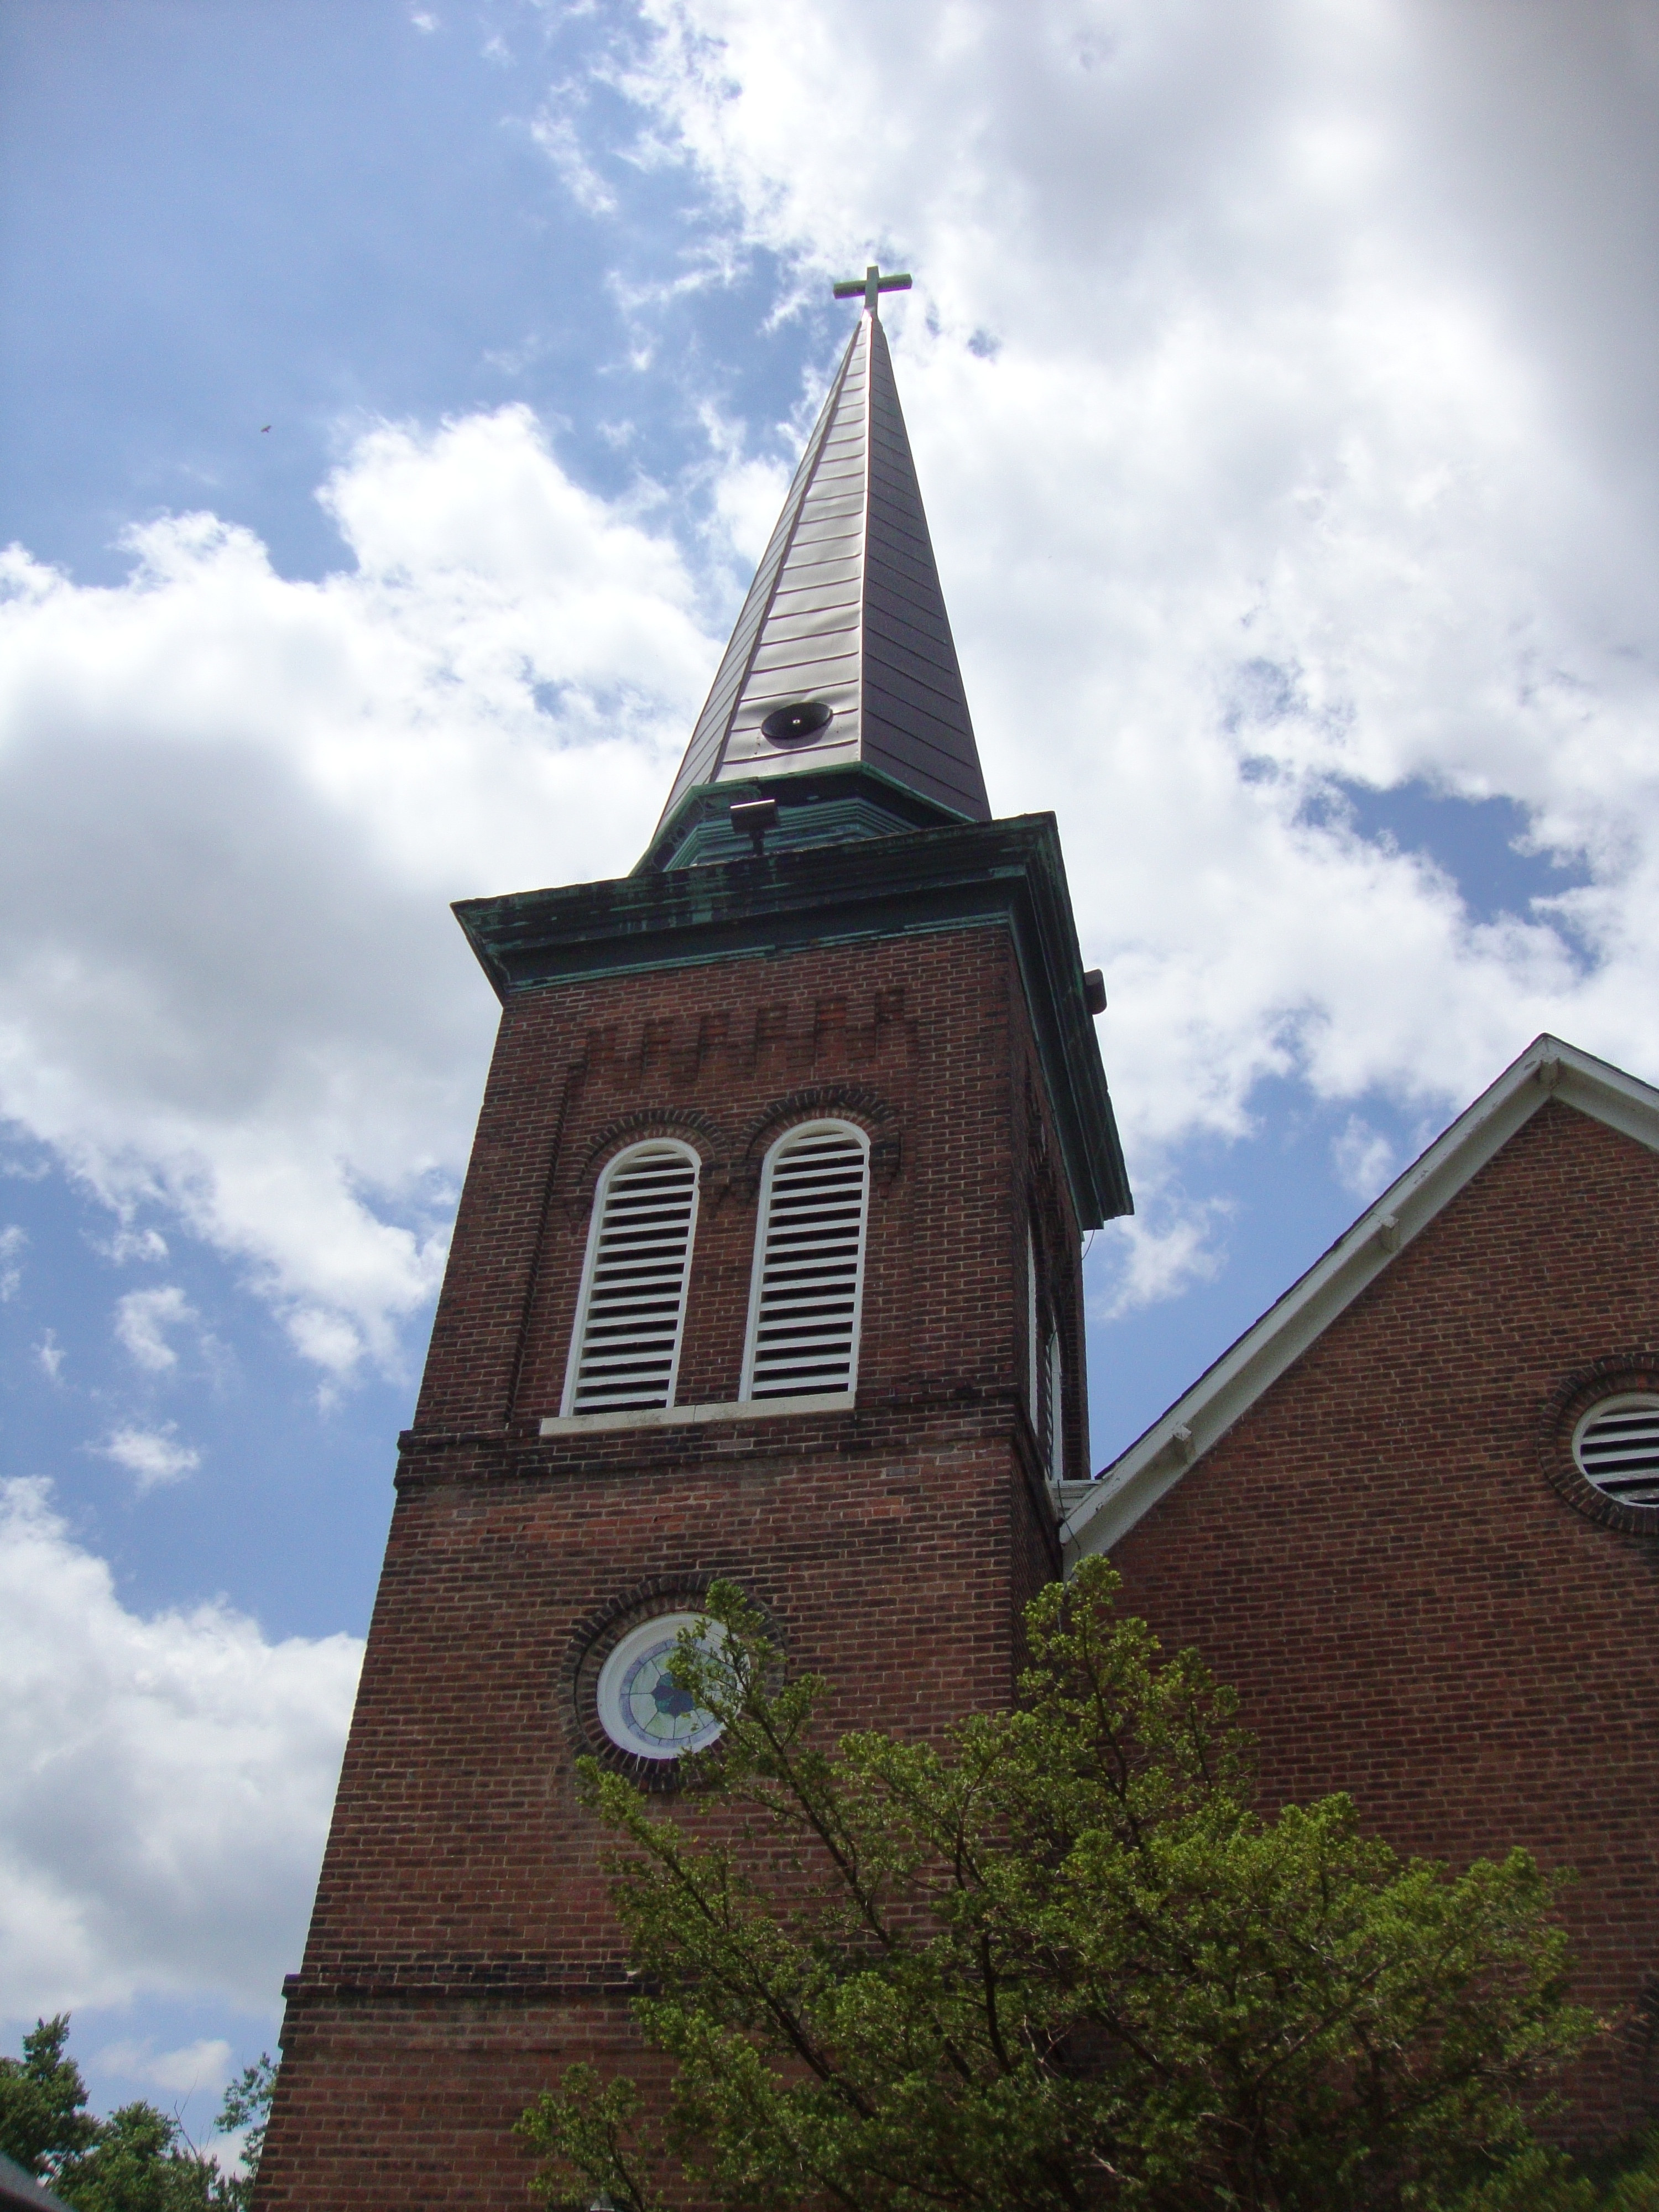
(521, 1561, 1597, 2212)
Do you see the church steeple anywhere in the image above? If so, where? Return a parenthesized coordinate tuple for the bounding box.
(641, 273, 990, 870)
(259, 268, 1131, 2212)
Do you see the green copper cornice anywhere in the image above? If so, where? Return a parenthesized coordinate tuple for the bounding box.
(636, 760, 970, 873)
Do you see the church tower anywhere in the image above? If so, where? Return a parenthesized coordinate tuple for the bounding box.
(256, 272, 1131, 2210)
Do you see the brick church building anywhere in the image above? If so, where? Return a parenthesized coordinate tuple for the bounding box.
(256, 276, 1658, 2202)
(1066, 1032, 1659, 2140)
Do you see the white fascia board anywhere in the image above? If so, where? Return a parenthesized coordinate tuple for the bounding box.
(1063, 1034, 1659, 1565)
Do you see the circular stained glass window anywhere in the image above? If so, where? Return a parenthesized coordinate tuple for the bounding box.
(1572, 1394, 1659, 1507)
(596, 1613, 726, 1761)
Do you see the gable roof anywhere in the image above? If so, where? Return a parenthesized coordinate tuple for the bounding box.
(1063, 1034, 1659, 1562)
(650, 306, 990, 844)
(0, 2153, 74, 2212)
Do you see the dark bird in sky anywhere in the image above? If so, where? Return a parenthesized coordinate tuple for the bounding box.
(260, 424, 271, 432)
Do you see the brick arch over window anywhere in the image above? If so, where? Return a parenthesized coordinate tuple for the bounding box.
(735, 1084, 902, 1201)
(740, 1119, 871, 1402)
(561, 1139, 701, 1417)
(564, 1107, 730, 1218)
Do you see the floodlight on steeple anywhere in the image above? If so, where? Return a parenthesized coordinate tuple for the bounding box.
(640, 267, 991, 870)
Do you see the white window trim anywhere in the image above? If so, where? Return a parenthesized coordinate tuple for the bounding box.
(1047, 1329, 1065, 1483)
(560, 1138, 701, 1418)
(541, 1390, 853, 1437)
(1026, 1225, 1040, 1428)
(740, 1118, 870, 1404)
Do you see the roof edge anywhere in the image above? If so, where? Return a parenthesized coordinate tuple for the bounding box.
(0, 2151, 75, 2212)
(1063, 1033, 1659, 1561)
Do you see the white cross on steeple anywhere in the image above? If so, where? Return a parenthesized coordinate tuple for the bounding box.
(832, 262, 912, 319)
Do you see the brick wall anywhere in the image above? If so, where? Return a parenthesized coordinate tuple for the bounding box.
(1107, 1100, 1659, 2140)
(257, 919, 1081, 2209)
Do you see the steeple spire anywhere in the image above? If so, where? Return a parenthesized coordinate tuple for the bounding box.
(643, 273, 990, 869)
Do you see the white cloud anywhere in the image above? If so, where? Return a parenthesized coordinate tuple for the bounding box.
(97, 2034, 233, 2099)
(8, 3, 1659, 1403)
(0, 1479, 361, 2023)
(0, 406, 717, 1381)
(114, 1285, 197, 1373)
(709, 455, 791, 566)
(531, 98, 619, 216)
(100, 1227, 170, 1265)
(97, 1425, 201, 1491)
(34, 1330, 64, 1384)
(0, 1224, 23, 1301)
(1331, 1115, 1398, 1202)
(606, 0, 1659, 1183)
(1092, 1197, 1233, 1322)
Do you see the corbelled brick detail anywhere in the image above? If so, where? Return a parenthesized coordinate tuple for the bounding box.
(1108, 1100, 1659, 2139)
(255, 922, 1083, 2209)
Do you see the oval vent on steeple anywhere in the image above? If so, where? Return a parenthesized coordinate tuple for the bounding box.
(742, 1121, 869, 1400)
(761, 700, 834, 746)
(562, 1141, 700, 1416)
(1573, 1394, 1659, 1506)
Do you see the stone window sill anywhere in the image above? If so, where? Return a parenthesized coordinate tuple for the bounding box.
(540, 1392, 855, 1437)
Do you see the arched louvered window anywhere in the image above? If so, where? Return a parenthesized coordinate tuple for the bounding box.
(741, 1120, 870, 1401)
(561, 1140, 700, 1417)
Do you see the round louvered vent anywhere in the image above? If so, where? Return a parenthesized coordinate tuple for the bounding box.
(1572, 1394, 1659, 1506)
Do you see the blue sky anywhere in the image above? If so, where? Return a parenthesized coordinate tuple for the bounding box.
(3, 0, 1657, 2157)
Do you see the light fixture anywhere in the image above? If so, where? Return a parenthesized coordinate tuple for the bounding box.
(761, 700, 833, 745)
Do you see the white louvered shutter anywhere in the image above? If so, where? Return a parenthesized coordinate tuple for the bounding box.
(1046, 1332, 1064, 1482)
(562, 1142, 700, 1416)
(1573, 1396, 1659, 1506)
(742, 1123, 869, 1400)
(1026, 1226, 1040, 1427)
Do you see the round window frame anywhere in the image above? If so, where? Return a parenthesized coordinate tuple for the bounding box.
(1538, 1354, 1659, 1538)
(595, 1612, 726, 1764)
(562, 1578, 769, 1794)
(1571, 1391, 1659, 1512)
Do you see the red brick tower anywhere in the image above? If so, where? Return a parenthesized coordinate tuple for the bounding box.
(257, 272, 1131, 2209)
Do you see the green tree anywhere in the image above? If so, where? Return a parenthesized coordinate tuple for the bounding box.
(521, 1563, 1597, 2212)
(1452, 2130, 1659, 2210)
(210, 2056, 277, 2210)
(0, 2015, 100, 2176)
(53, 2101, 217, 2212)
(0, 2018, 275, 2212)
